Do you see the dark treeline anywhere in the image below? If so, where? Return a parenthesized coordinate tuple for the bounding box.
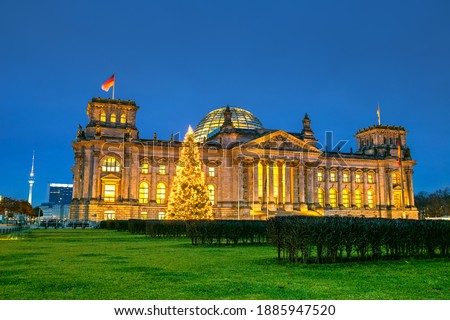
(415, 187, 450, 218)
(0, 197, 34, 217)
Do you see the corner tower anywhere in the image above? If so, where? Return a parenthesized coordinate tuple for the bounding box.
(82, 98, 140, 141)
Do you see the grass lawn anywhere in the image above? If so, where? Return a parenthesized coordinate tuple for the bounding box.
(0, 229, 449, 300)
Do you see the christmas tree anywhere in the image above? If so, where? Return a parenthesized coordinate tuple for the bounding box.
(166, 126, 213, 220)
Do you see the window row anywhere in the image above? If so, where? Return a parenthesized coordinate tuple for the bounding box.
(101, 157, 218, 176)
(317, 188, 376, 209)
(137, 182, 215, 205)
(317, 171, 375, 184)
(100, 111, 127, 124)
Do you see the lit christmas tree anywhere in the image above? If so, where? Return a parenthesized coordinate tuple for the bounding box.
(166, 126, 213, 220)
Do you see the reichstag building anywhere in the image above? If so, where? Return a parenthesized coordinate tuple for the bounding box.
(70, 98, 418, 221)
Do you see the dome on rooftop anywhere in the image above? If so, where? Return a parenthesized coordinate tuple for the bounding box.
(194, 106, 264, 141)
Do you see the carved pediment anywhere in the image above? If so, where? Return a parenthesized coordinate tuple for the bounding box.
(100, 173, 121, 181)
(240, 130, 321, 153)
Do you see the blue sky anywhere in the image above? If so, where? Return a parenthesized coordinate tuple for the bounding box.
(0, 0, 449, 206)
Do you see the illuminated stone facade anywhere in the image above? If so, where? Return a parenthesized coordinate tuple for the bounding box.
(70, 98, 418, 221)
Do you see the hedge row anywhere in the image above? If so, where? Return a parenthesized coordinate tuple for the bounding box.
(99, 220, 128, 231)
(101, 219, 268, 244)
(186, 220, 268, 245)
(268, 216, 450, 263)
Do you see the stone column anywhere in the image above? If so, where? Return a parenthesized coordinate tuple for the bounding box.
(362, 169, 368, 208)
(285, 161, 293, 211)
(73, 153, 83, 199)
(337, 168, 343, 207)
(350, 168, 356, 207)
(298, 164, 305, 204)
(406, 169, 415, 207)
(82, 148, 92, 199)
(150, 159, 157, 202)
(91, 151, 100, 199)
(268, 160, 276, 211)
(385, 168, 393, 207)
(262, 160, 268, 206)
(324, 167, 330, 207)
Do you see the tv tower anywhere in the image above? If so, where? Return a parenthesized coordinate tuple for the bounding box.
(28, 151, 35, 205)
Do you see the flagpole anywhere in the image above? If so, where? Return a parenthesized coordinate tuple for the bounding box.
(112, 73, 115, 100)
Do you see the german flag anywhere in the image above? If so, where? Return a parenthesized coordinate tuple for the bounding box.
(101, 74, 115, 92)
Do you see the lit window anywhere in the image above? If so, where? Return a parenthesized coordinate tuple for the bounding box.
(392, 172, 401, 185)
(156, 183, 166, 204)
(368, 173, 374, 184)
(139, 182, 149, 204)
(343, 172, 350, 182)
(103, 210, 115, 220)
(367, 190, 375, 208)
(317, 171, 323, 182)
(158, 165, 166, 175)
(342, 189, 350, 208)
(330, 171, 336, 182)
(355, 189, 362, 208)
(140, 212, 148, 220)
(100, 111, 106, 122)
(110, 113, 116, 123)
(141, 163, 149, 174)
(120, 114, 126, 124)
(329, 188, 337, 208)
(355, 173, 362, 183)
(208, 167, 215, 177)
(318, 188, 324, 207)
(102, 157, 120, 172)
(208, 184, 215, 204)
(158, 212, 165, 220)
(104, 184, 116, 202)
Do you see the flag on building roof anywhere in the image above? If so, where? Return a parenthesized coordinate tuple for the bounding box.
(101, 74, 115, 92)
(376, 104, 381, 125)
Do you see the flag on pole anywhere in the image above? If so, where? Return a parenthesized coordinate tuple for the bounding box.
(397, 134, 402, 167)
(376, 104, 381, 125)
(101, 74, 115, 92)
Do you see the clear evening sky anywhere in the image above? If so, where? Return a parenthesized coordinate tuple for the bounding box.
(1, 0, 449, 206)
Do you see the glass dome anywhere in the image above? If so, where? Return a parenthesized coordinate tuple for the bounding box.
(194, 106, 264, 141)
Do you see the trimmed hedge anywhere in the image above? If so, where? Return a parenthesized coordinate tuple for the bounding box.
(145, 220, 186, 238)
(268, 216, 450, 263)
(186, 220, 268, 245)
(99, 220, 128, 231)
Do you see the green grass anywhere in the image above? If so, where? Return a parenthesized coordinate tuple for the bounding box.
(0, 229, 449, 300)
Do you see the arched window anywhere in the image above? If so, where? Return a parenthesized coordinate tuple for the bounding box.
(207, 184, 215, 204)
(355, 189, 362, 208)
(102, 157, 120, 172)
(100, 111, 106, 122)
(329, 188, 337, 208)
(367, 190, 375, 208)
(355, 173, 362, 183)
(318, 188, 325, 207)
(120, 114, 126, 124)
(208, 167, 215, 177)
(342, 189, 350, 208)
(110, 113, 116, 123)
(156, 183, 166, 204)
(141, 163, 149, 174)
(368, 173, 374, 184)
(139, 182, 149, 204)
